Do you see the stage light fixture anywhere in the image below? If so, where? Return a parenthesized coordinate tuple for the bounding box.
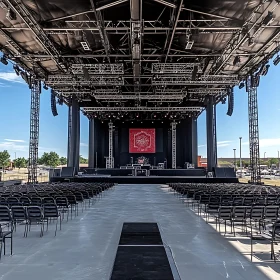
(0, 56, 8, 65)
(13, 65, 20, 76)
(6, 9, 17, 21)
(260, 64, 270, 76)
(263, 11, 274, 25)
(248, 37, 254, 47)
(20, 71, 29, 84)
(192, 65, 198, 80)
(273, 55, 280, 66)
(233, 56, 241, 66)
(239, 82, 245, 89)
(82, 67, 90, 80)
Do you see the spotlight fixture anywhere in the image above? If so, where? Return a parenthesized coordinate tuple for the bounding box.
(233, 56, 241, 66)
(6, 9, 16, 21)
(248, 37, 254, 47)
(273, 55, 280, 66)
(43, 83, 48, 90)
(20, 71, 29, 84)
(80, 41, 90, 51)
(0, 56, 8, 65)
(239, 82, 245, 89)
(262, 11, 274, 26)
(259, 64, 270, 76)
(82, 67, 90, 81)
(13, 65, 20, 76)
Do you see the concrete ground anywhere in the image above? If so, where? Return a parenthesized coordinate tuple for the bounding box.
(0, 184, 280, 280)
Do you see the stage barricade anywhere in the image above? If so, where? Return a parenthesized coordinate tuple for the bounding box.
(149, 169, 206, 177)
(80, 168, 133, 176)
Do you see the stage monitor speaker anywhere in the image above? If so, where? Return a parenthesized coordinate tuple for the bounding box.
(61, 167, 75, 177)
(214, 167, 236, 178)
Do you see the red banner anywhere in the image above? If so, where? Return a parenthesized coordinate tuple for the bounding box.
(129, 129, 156, 153)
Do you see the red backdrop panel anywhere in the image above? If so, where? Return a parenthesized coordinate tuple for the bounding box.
(129, 129, 156, 153)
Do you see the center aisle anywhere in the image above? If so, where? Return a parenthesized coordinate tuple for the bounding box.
(0, 184, 275, 280)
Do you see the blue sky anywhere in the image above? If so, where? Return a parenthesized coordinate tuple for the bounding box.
(0, 59, 279, 160)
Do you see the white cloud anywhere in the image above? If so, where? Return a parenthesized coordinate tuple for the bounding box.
(199, 141, 232, 148)
(0, 72, 23, 83)
(80, 142, 88, 147)
(198, 144, 206, 148)
(243, 138, 280, 148)
(4, 139, 25, 143)
(0, 141, 28, 152)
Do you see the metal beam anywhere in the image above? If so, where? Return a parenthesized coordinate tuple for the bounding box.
(153, 0, 176, 9)
(96, 0, 128, 11)
(210, 1, 276, 74)
(89, 0, 110, 60)
(94, 95, 185, 100)
(83, 107, 203, 112)
(165, 0, 183, 62)
(5, 0, 66, 72)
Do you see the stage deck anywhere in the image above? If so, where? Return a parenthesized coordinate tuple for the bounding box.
(52, 175, 238, 184)
(1, 184, 278, 280)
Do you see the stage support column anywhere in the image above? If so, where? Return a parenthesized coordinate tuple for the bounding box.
(206, 96, 216, 172)
(171, 121, 177, 169)
(67, 96, 80, 174)
(192, 118, 198, 167)
(88, 118, 95, 168)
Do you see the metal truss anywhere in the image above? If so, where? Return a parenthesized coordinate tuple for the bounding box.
(188, 88, 227, 95)
(83, 107, 203, 112)
(94, 89, 120, 95)
(171, 121, 177, 169)
(28, 79, 40, 184)
(94, 95, 184, 100)
(152, 63, 202, 74)
(107, 121, 114, 168)
(210, 1, 279, 74)
(71, 64, 124, 75)
(89, 0, 110, 58)
(152, 75, 238, 85)
(247, 76, 261, 184)
(46, 75, 124, 86)
(5, 0, 66, 72)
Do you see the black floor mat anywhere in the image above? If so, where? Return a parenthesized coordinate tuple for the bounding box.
(119, 223, 163, 245)
(110, 223, 174, 280)
(111, 246, 174, 280)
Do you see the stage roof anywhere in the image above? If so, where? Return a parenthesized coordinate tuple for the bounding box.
(1, 0, 280, 120)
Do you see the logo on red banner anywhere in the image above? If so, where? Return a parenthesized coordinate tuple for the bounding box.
(129, 129, 156, 153)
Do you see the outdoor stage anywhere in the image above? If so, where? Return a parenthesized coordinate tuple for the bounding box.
(51, 168, 238, 184)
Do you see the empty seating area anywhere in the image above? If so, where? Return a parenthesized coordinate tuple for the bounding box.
(0, 182, 113, 260)
(170, 183, 280, 262)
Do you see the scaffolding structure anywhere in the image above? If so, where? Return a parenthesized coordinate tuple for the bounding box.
(28, 79, 40, 184)
(248, 75, 261, 184)
(171, 121, 176, 169)
(107, 121, 114, 168)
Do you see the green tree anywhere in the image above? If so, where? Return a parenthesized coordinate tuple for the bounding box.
(39, 152, 60, 167)
(0, 150, 10, 169)
(268, 158, 279, 166)
(14, 157, 27, 169)
(79, 155, 88, 164)
(60, 157, 67, 165)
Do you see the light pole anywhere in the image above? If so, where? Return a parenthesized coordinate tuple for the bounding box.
(278, 151, 280, 170)
(239, 137, 242, 171)
(264, 152, 266, 159)
(233, 149, 236, 171)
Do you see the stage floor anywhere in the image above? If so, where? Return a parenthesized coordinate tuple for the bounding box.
(0, 184, 278, 279)
(52, 175, 238, 184)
